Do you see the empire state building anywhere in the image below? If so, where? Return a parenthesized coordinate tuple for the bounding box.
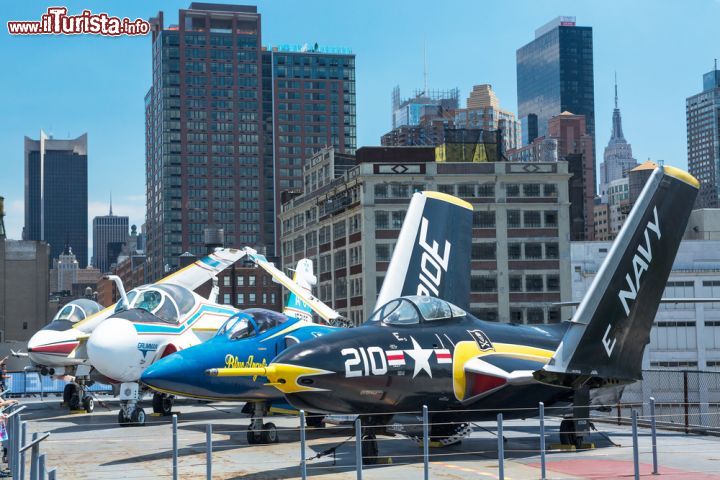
(599, 78, 637, 201)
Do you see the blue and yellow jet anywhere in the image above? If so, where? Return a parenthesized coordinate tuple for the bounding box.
(141, 254, 340, 444)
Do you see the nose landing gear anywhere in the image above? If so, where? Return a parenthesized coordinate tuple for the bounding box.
(245, 402, 278, 445)
(63, 382, 95, 413)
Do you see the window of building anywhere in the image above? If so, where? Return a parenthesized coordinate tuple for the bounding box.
(545, 243, 559, 259)
(544, 184, 557, 197)
(472, 243, 496, 260)
(546, 275, 560, 291)
(236, 276, 244, 286)
(478, 183, 495, 197)
(376, 244, 392, 262)
(223, 294, 231, 304)
(544, 210, 558, 227)
(223, 276, 230, 287)
(548, 307, 561, 323)
(318, 225, 331, 244)
(458, 184, 476, 198)
(473, 211, 495, 228)
(526, 275, 544, 292)
(510, 308, 524, 323)
(471, 275, 497, 292)
(391, 211, 405, 229)
(507, 210, 521, 228)
(248, 293, 256, 303)
(249, 275, 256, 286)
(508, 243, 522, 260)
(527, 308, 544, 324)
(473, 308, 498, 321)
(525, 243, 542, 259)
(509, 275, 523, 292)
(506, 184, 520, 197)
(236, 293, 245, 304)
(524, 211, 541, 227)
(523, 184, 541, 197)
(333, 220, 345, 240)
(334, 250, 347, 269)
(375, 211, 389, 229)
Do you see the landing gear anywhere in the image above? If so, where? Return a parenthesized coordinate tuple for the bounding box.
(361, 433, 379, 465)
(118, 382, 146, 426)
(152, 393, 174, 416)
(82, 395, 94, 413)
(306, 414, 325, 428)
(64, 382, 95, 412)
(559, 419, 578, 447)
(559, 386, 591, 448)
(245, 402, 278, 445)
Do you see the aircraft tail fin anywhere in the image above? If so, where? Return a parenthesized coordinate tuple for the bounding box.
(283, 259, 316, 322)
(375, 191, 473, 311)
(537, 166, 699, 385)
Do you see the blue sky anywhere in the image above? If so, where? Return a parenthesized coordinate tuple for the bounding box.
(1, 0, 718, 249)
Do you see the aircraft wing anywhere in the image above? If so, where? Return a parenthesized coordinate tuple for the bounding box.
(158, 248, 247, 291)
(554, 298, 718, 307)
(244, 248, 342, 323)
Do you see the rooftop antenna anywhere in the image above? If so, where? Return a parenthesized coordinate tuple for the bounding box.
(109, 190, 113, 216)
(423, 40, 428, 96)
(614, 71, 618, 109)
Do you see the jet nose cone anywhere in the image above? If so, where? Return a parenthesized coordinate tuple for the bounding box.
(141, 351, 197, 394)
(87, 318, 141, 383)
(27, 331, 79, 364)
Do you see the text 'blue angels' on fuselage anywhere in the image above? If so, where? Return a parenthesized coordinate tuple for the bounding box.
(211, 166, 700, 451)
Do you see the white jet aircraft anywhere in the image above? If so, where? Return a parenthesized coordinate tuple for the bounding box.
(87, 249, 320, 426)
(24, 248, 247, 414)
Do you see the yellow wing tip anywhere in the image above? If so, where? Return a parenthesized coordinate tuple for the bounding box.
(422, 191, 474, 211)
(663, 165, 700, 189)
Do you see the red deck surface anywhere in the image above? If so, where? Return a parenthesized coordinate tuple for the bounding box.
(529, 459, 720, 479)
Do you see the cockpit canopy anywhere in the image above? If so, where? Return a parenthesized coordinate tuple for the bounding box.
(43, 299, 103, 331)
(114, 284, 195, 324)
(367, 296, 466, 326)
(217, 309, 290, 341)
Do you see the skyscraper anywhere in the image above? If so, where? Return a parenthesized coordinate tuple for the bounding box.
(453, 84, 521, 150)
(517, 16, 595, 175)
(687, 67, 720, 208)
(92, 199, 129, 273)
(599, 77, 637, 201)
(24, 131, 88, 267)
(145, 3, 355, 280)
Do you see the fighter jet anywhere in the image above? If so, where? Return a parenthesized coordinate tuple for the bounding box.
(140, 253, 341, 443)
(25, 298, 109, 412)
(212, 166, 699, 459)
(87, 250, 327, 426)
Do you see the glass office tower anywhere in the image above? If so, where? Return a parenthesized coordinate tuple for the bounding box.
(517, 16, 595, 174)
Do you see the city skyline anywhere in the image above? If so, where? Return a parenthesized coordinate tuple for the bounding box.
(1, 0, 719, 251)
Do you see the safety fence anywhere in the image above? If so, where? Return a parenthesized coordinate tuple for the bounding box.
(22, 399, 720, 479)
(614, 369, 720, 433)
(4, 403, 58, 480)
(5, 372, 112, 396)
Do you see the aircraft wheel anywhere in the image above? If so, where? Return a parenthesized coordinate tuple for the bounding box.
(306, 415, 324, 428)
(68, 391, 81, 411)
(152, 393, 163, 414)
(260, 422, 278, 444)
(559, 419, 577, 446)
(361, 434, 378, 465)
(62, 383, 76, 405)
(161, 395, 173, 416)
(118, 409, 130, 427)
(82, 396, 94, 413)
(130, 408, 146, 427)
(246, 428, 261, 445)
